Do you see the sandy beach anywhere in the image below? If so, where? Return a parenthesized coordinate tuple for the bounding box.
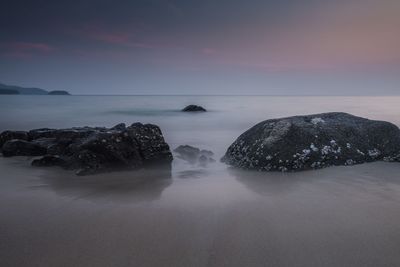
(1, 156, 400, 267)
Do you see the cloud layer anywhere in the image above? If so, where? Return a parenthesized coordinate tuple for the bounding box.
(0, 0, 399, 94)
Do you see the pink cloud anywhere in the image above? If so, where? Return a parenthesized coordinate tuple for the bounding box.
(89, 32, 130, 45)
(0, 42, 54, 58)
(76, 25, 160, 49)
(190, 1, 400, 73)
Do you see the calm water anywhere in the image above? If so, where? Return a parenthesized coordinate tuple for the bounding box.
(2, 95, 400, 159)
(1, 95, 400, 267)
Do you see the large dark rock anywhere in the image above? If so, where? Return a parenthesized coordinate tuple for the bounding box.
(182, 105, 206, 112)
(222, 112, 400, 171)
(1, 123, 173, 175)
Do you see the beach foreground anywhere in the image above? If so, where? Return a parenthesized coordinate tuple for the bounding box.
(1, 157, 400, 267)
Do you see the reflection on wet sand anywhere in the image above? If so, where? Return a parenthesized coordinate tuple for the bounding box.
(229, 168, 311, 196)
(2, 158, 400, 267)
(36, 166, 172, 203)
(231, 162, 400, 197)
(176, 169, 209, 179)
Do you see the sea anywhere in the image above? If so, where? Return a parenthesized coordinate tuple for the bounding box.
(1, 95, 400, 267)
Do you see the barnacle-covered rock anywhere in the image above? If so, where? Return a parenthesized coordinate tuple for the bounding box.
(222, 112, 400, 171)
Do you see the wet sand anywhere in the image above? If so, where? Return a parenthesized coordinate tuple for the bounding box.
(1, 157, 400, 267)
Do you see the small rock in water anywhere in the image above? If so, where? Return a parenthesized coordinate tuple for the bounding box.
(181, 105, 206, 112)
(174, 145, 215, 166)
(174, 145, 200, 162)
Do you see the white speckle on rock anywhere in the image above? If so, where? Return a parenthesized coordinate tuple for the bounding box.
(368, 149, 381, 158)
(310, 143, 318, 152)
(311, 117, 325, 125)
(311, 161, 321, 168)
(321, 146, 331, 155)
(279, 166, 288, 172)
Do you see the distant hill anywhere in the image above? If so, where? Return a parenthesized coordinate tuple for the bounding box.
(0, 88, 20, 95)
(0, 83, 70, 95)
(0, 83, 48, 95)
(48, 90, 70, 95)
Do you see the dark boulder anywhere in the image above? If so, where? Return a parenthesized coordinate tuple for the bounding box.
(71, 131, 143, 175)
(222, 112, 400, 171)
(182, 105, 206, 112)
(2, 140, 47, 157)
(2, 123, 173, 175)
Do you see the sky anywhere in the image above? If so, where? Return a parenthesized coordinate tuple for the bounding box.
(0, 0, 399, 95)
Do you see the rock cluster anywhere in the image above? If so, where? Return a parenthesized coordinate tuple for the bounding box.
(174, 145, 215, 166)
(1, 123, 173, 175)
(222, 112, 400, 171)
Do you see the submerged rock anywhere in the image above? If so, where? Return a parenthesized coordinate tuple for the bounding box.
(182, 105, 206, 112)
(174, 145, 214, 166)
(1, 123, 173, 175)
(222, 112, 400, 171)
(174, 145, 201, 161)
